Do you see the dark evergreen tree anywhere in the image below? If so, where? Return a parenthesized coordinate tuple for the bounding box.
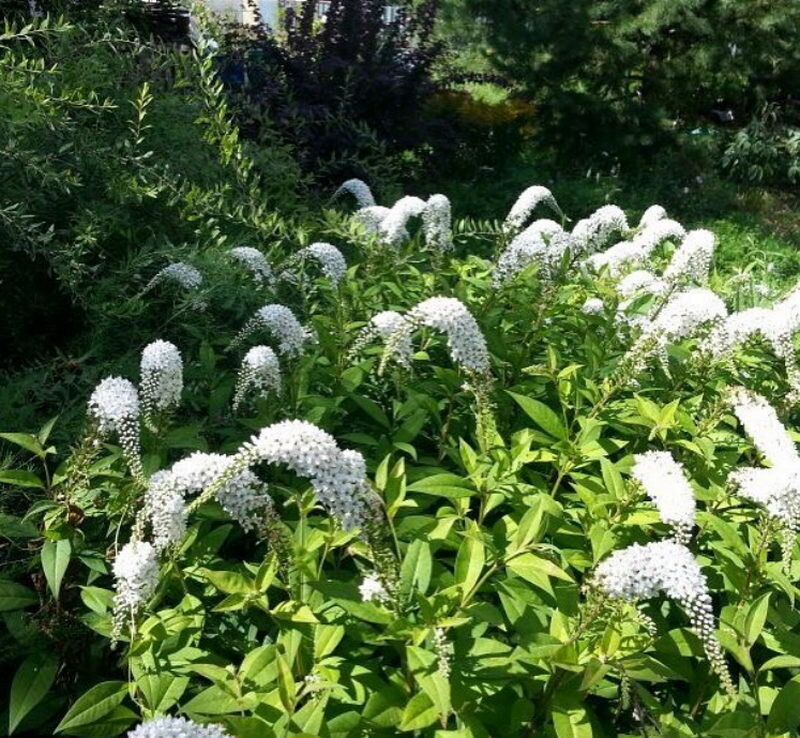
(457, 0, 800, 157)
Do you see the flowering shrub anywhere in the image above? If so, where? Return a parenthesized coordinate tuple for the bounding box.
(2, 18, 800, 732)
(4, 174, 800, 738)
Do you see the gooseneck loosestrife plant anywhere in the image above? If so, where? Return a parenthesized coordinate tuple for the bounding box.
(12, 45, 800, 731)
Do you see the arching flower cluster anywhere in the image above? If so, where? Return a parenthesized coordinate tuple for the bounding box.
(350, 310, 414, 368)
(234, 420, 370, 530)
(145, 262, 203, 292)
(140, 340, 183, 422)
(88, 377, 143, 480)
(229, 247, 275, 286)
(662, 229, 716, 287)
(352, 194, 454, 254)
(503, 185, 561, 234)
(585, 219, 685, 277)
(571, 205, 629, 255)
(381, 297, 491, 375)
(727, 389, 800, 534)
(581, 297, 604, 316)
(378, 196, 427, 247)
(703, 283, 800, 395)
(631, 451, 696, 543)
(493, 219, 565, 286)
(127, 715, 231, 738)
(593, 540, 733, 694)
(620, 288, 727, 378)
(230, 304, 313, 358)
(295, 242, 347, 287)
(421, 194, 454, 254)
(334, 178, 376, 208)
(232, 345, 282, 412)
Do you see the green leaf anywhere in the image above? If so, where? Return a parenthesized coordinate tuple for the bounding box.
(400, 539, 433, 596)
(399, 692, 439, 732)
(407, 646, 451, 718)
(744, 592, 770, 647)
(507, 392, 567, 440)
(0, 470, 44, 489)
(136, 672, 188, 714)
(202, 569, 253, 595)
(455, 525, 485, 600)
(41, 539, 71, 599)
(55, 681, 127, 733)
(9, 652, 58, 734)
(552, 699, 594, 738)
(0, 580, 38, 611)
(0, 433, 45, 458)
(408, 473, 475, 499)
(767, 675, 800, 734)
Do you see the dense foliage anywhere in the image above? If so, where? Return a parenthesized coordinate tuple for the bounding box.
(221, 0, 443, 188)
(455, 0, 800, 157)
(4, 6, 800, 738)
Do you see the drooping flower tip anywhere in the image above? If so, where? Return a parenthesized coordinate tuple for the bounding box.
(504, 185, 561, 233)
(151, 262, 203, 290)
(233, 345, 282, 412)
(243, 420, 369, 529)
(299, 242, 347, 286)
(400, 296, 491, 374)
(334, 178, 376, 209)
(230, 247, 275, 286)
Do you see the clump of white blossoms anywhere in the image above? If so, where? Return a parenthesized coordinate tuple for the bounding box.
(170, 452, 273, 534)
(297, 242, 347, 287)
(139, 470, 186, 553)
(353, 205, 391, 237)
(726, 389, 800, 557)
(632, 451, 696, 543)
(379, 196, 427, 247)
(214, 420, 370, 531)
(503, 185, 561, 234)
(593, 541, 733, 694)
(229, 303, 313, 357)
(493, 219, 564, 286)
(571, 205, 629, 255)
(229, 247, 275, 286)
(144, 262, 203, 292)
(140, 340, 183, 425)
(585, 219, 685, 277)
(703, 285, 800, 395)
(729, 387, 799, 468)
(88, 377, 143, 480)
(382, 297, 491, 375)
(334, 178, 376, 208)
(112, 540, 159, 640)
(638, 204, 667, 228)
(349, 310, 414, 368)
(422, 194, 454, 254)
(620, 288, 727, 379)
(232, 345, 282, 412)
(581, 297, 605, 316)
(617, 270, 667, 300)
(662, 229, 715, 287)
(127, 716, 231, 738)
(359, 572, 389, 603)
(433, 627, 454, 679)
